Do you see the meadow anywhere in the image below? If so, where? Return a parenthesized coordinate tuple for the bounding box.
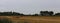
(0, 16, 60, 23)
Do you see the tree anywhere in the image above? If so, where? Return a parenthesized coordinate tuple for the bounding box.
(0, 12, 22, 16)
(34, 14, 38, 16)
(40, 11, 54, 16)
(55, 13, 60, 16)
(40, 11, 49, 16)
(48, 11, 54, 16)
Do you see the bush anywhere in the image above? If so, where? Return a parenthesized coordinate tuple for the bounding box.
(0, 18, 12, 23)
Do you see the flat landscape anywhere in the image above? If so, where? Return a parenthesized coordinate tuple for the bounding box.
(0, 16, 60, 23)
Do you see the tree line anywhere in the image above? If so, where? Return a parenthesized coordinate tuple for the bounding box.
(0, 11, 60, 16)
(0, 12, 24, 16)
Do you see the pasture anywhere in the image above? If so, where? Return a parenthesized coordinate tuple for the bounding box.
(0, 16, 60, 23)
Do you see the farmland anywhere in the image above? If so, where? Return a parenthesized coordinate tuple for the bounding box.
(0, 16, 60, 23)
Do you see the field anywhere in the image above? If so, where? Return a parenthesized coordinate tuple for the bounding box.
(0, 16, 60, 23)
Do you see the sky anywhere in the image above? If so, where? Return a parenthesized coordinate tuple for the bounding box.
(0, 0, 60, 14)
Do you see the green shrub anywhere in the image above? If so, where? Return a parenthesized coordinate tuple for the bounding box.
(0, 18, 12, 23)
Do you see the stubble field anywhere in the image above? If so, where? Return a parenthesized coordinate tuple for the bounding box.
(0, 16, 60, 23)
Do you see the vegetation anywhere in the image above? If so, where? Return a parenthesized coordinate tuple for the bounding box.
(40, 11, 54, 16)
(0, 12, 24, 16)
(0, 11, 59, 16)
(0, 18, 12, 23)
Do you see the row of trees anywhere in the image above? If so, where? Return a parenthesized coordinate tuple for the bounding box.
(33, 11, 60, 16)
(40, 11, 53, 16)
(0, 11, 60, 16)
(0, 12, 24, 16)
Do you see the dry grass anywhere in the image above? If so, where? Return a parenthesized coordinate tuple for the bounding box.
(0, 16, 60, 23)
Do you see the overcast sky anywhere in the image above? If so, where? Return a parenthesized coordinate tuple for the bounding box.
(0, 0, 60, 14)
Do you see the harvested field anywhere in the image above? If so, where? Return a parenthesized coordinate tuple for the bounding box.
(0, 16, 60, 23)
